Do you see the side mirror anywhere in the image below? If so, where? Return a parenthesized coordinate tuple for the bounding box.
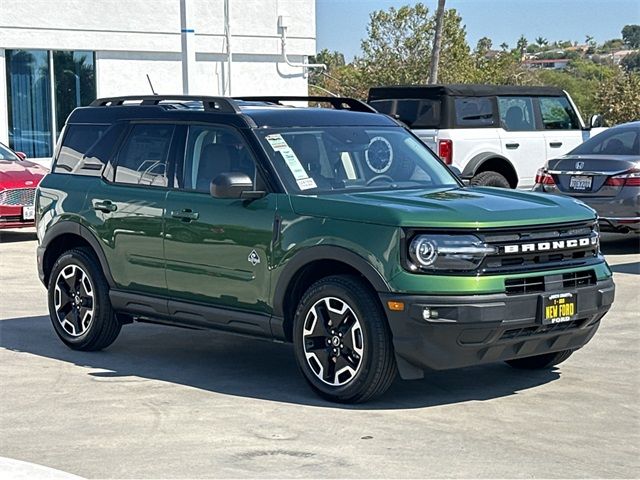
(15, 151, 27, 160)
(210, 172, 265, 199)
(589, 114, 603, 129)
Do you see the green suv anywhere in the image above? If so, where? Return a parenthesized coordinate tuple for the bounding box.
(36, 95, 615, 403)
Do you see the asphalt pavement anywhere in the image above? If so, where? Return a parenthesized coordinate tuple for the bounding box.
(0, 228, 638, 478)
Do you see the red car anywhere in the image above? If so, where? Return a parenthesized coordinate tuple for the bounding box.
(0, 142, 47, 229)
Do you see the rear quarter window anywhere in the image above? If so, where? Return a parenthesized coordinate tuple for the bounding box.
(454, 97, 496, 128)
(54, 124, 120, 175)
(370, 99, 441, 128)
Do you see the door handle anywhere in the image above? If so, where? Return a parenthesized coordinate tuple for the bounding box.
(93, 200, 117, 213)
(549, 141, 563, 148)
(171, 209, 199, 221)
(505, 143, 520, 149)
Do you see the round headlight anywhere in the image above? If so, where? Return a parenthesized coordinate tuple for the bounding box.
(411, 237, 438, 266)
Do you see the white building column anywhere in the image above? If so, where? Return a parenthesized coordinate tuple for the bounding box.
(180, 0, 197, 94)
(0, 50, 8, 145)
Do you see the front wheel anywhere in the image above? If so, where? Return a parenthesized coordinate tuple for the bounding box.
(293, 275, 397, 403)
(505, 349, 574, 369)
(48, 247, 121, 351)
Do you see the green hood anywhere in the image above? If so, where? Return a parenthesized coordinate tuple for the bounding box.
(289, 187, 596, 228)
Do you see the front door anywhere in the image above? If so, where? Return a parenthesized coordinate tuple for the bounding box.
(538, 96, 588, 161)
(497, 96, 546, 188)
(164, 124, 276, 320)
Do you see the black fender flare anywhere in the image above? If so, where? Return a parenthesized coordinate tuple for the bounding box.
(462, 152, 518, 183)
(271, 245, 391, 318)
(41, 221, 115, 287)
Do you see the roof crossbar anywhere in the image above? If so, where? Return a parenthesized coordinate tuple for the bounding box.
(90, 95, 241, 113)
(234, 96, 377, 113)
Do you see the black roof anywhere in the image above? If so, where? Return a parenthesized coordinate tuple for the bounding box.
(71, 95, 398, 128)
(368, 84, 565, 100)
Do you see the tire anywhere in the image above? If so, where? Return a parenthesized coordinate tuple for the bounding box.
(470, 171, 511, 188)
(293, 275, 397, 403)
(505, 349, 574, 370)
(48, 247, 121, 351)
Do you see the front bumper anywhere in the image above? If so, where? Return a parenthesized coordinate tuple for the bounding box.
(380, 278, 615, 379)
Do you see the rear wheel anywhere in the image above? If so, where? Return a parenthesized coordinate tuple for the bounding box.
(505, 349, 574, 369)
(470, 171, 511, 188)
(293, 275, 397, 403)
(48, 247, 121, 351)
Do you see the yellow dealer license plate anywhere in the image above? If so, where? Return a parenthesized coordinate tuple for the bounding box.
(542, 292, 577, 324)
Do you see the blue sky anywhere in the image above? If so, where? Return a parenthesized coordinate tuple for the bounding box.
(316, 0, 640, 60)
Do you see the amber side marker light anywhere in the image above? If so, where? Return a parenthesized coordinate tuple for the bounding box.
(387, 300, 405, 311)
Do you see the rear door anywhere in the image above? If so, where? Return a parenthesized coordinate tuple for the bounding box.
(497, 96, 546, 188)
(538, 96, 588, 159)
(164, 124, 276, 327)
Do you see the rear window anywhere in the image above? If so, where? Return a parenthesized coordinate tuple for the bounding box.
(369, 99, 441, 128)
(454, 97, 496, 127)
(571, 127, 640, 156)
(54, 124, 120, 175)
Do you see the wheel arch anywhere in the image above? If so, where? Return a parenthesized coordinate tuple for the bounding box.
(271, 246, 390, 342)
(462, 152, 519, 188)
(41, 222, 114, 288)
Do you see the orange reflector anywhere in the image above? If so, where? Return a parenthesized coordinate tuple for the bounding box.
(387, 300, 405, 311)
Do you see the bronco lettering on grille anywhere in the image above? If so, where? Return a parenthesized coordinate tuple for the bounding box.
(502, 236, 597, 254)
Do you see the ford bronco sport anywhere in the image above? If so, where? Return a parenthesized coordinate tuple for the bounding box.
(36, 95, 615, 403)
(368, 85, 605, 189)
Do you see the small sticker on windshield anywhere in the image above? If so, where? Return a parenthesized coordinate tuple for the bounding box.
(296, 177, 317, 190)
(265, 134, 309, 180)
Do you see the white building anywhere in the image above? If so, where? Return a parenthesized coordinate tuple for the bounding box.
(0, 0, 317, 161)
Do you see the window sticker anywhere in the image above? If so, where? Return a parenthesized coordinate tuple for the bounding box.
(296, 177, 318, 190)
(265, 134, 308, 180)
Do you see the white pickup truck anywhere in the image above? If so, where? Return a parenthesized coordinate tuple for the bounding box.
(368, 84, 605, 189)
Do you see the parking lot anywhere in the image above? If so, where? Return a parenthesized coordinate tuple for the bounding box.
(0, 228, 638, 478)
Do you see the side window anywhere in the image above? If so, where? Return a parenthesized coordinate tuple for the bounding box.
(370, 99, 441, 128)
(54, 124, 109, 175)
(498, 97, 536, 131)
(454, 97, 495, 127)
(182, 126, 257, 193)
(539, 97, 580, 130)
(114, 124, 174, 186)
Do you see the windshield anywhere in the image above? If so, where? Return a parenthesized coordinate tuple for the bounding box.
(0, 143, 19, 161)
(570, 125, 640, 156)
(256, 126, 459, 194)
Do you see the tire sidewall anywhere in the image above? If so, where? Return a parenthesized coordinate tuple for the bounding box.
(48, 250, 107, 348)
(472, 171, 511, 188)
(293, 278, 384, 401)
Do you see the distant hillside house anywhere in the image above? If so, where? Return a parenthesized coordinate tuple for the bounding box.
(523, 58, 571, 70)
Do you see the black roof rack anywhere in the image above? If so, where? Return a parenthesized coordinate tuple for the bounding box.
(234, 96, 377, 113)
(90, 95, 241, 113)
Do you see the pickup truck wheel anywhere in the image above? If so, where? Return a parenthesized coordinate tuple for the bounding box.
(48, 247, 121, 351)
(293, 275, 397, 403)
(470, 171, 511, 188)
(505, 349, 574, 369)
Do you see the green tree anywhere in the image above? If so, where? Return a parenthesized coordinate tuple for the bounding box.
(595, 71, 640, 124)
(475, 37, 493, 55)
(621, 52, 640, 72)
(516, 35, 528, 61)
(535, 36, 548, 48)
(622, 24, 640, 48)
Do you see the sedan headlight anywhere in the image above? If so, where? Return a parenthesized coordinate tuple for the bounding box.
(408, 234, 497, 272)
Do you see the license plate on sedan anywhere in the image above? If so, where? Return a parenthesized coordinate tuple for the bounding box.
(22, 205, 35, 220)
(542, 292, 577, 324)
(569, 175, 593, 191)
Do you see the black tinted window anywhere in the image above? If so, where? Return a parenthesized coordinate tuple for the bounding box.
(571, 127, 640, 155)
(454, 97, 495, 127)
(370, 99, 441, 128)
(54, 124, 114, 175)
(539, 97, 580, 130)
(115, 124, 174, 186)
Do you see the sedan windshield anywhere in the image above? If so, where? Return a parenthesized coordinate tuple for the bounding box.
(0, 143, 19, 161)
(571, 125, 640, 156)
(256, 126, 459, 194)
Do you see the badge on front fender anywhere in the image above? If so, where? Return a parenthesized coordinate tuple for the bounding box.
(248, 250, 261, 266)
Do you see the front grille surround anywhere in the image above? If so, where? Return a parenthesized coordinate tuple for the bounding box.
(0, 188, 36, 206)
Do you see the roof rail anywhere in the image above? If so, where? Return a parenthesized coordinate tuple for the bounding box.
(234, 96, 377, 113)
(90, 95, 241, 113)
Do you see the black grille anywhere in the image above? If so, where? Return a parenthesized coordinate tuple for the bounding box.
(0, 188, 36, 206)
(479, 221, 599, 274)
(562, 270, 597, 289)
(500, 319, 584, 340)
(505, 276, 545, 295)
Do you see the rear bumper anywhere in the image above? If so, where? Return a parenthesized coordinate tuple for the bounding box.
(599, 216, 640, 233)
(380, 278, 615, 378)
